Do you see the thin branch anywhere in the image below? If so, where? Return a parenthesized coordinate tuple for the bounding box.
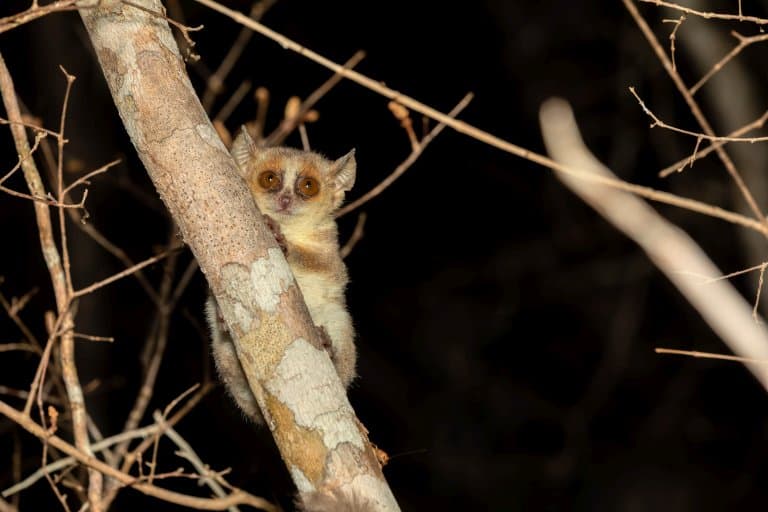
(339, 213, 367, 259)
(630, 87, 768, 143)
(0, 117, 60, 138)
(298, 123, 310, 151)
(0, 289, 41, 350)
(662, 15, 685, 71)
(0, 0, 81, 35)
(56, 66, 75, 296)
(213, 80, 251, 124)
(639, 0, 768, 25)
(0, 182, 85, 208)
(755, 264, 767, 323)
(168, 259, 199, 310)
(71, 249, 176, 299)
(655, 347, 768, 363)
(690, 31, 768, 95)
(659, 110, 768, 177)
(0, 343, 38, 353)
(0, 132, 45, 186)
(7, 385, 210, 500)
(61, 159, 120, 197)
(701, 262, 768, 283)
(24, 311, 69, 414)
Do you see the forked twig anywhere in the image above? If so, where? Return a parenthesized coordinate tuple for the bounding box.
(624, 0, 768, 232)
(659, 110, 768, 177)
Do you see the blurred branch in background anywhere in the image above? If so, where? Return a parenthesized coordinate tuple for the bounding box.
(540, 98, 768, 390)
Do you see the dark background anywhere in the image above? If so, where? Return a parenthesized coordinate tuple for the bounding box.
(1, 0, 768, 510)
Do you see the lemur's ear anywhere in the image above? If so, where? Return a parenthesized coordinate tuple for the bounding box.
(230, 126, 257, 177)
(332, 149, 356, 193)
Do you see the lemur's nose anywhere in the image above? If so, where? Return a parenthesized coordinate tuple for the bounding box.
(278, 195, 292, 210)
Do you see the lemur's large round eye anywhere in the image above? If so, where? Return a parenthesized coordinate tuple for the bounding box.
(258, 171, 281, 191)
(296, 176, 319, 198)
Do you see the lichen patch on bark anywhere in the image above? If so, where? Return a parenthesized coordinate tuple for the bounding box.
(268, 339, 361, 451)
(264, 391, 327, 485)
(245, 312, 293, 377)
(250, 247, 295, 312)
(215, 249, 295, 338)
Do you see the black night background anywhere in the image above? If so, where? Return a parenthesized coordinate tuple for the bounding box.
(1, 0, 768, 510)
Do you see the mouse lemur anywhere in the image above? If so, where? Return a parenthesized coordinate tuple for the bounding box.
(206, 128, 357, 422)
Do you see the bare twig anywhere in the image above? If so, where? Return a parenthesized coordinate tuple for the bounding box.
(72, 248, 176, 299)
(340, 213, 367, 259)
(61, 159, 120, 197)
(0, 0, 81, 35)
(0, 343, 38, 353)
(214, 80, 252, 123)
(656, 348, 768, 363)
(690, 31, 768, 95)
(662, 15, 685, 71)
(0, 132, 45, 186)
(755, 264, 768, 323)
(630, 87, 768, 143)
(639, 0, 768, 25)
(298, 123, 310, 151)
(659, 110, 768, 177)
(0, 289, 41, 349)
(23, 311, 69, 415)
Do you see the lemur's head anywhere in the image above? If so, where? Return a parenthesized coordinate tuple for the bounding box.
(231, 128, 356, 224)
